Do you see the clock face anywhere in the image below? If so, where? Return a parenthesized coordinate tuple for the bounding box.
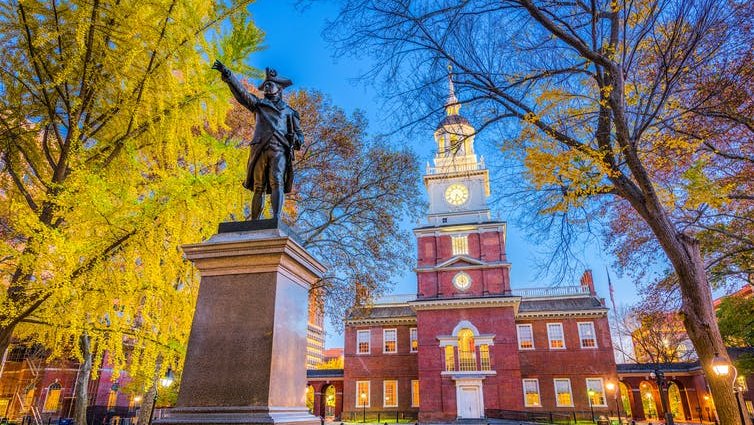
(445, 183, 469, 206)
(452, 271, 472, 291)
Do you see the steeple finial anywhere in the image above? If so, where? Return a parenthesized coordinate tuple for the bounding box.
(445, 64, 460, 116)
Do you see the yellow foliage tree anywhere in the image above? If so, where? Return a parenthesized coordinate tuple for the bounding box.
(0, 0, 262, 421)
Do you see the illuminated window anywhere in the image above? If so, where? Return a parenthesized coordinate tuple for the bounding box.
(479, 344, 491, 371)
(383, 380, 398, 407)
(356, 381, 370, 407)
(23, 390, 34, 413)
(357, 330, 370, 354)
(383, 329, 397, 353)
(736, 375, 747, 391)
(578, 322, 597, 348)
(517, 324, 534, 350)
(444, 346, 455, 371)
(554, 379, 573, 407)
(746, 400, 753, 415)
(458, 329, 476, 371)
(411, 380, 420, 407)
(410, 328, 418, 352)
(547, 323, 565, 349)
(107, 390, 118, 411)
(43, 382, 61, 412)
(451, 235, 468, 256)
(522, 379, 541, 407)
(586, 378, 607, 406)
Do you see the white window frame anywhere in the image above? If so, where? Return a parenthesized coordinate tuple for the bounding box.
(517, 324, 535, 350)
(553, 379, 574, 407)
(356, 330, 370, 355)
(522, 379, 541, 407)
(355, 381, 370, 408)
(451, 235, 469, 256)
(547, 323, 566, 349)
(410, 328, 418, 353)
(383, 328, 398, 354)
(383, 380, 398, 408)
(585, 378, 607, 407)
(578, 322, 598, 349)
(411, 380, 420, 407)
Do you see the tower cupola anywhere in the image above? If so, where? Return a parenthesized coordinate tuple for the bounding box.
(422, 66, 491, 226)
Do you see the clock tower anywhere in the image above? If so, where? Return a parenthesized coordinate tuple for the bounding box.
(424, 70, 491, 226)
(413, 67, 511, 301)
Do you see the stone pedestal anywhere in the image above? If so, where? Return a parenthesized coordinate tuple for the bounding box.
(157, 222, 325, 425)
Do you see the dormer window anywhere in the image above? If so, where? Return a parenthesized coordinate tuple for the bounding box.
(451, 235, 468, 256)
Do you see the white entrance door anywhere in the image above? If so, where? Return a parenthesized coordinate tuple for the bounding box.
(458, 386, 481, 419)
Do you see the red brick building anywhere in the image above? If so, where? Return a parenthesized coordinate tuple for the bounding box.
(342, 74, 618, 422)
(0, 345, 137, 425)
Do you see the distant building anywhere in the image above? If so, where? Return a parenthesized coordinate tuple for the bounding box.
(0, 345, 136, 425)
(323, 348, 343, 363)
(307, 290, 326, 369)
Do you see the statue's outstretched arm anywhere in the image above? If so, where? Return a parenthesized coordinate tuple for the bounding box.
(212, 60, 259, 110)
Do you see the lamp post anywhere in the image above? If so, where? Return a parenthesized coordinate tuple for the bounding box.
(606, 381, 621, 424)
(148, 368, 175, 425)
(360, 392, 367, 423)
(587, 389, 595, 423)
(711, 352, 748, 425)
(650, 369, 675, 425)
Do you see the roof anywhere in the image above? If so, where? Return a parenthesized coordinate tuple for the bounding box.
(617, 347, 754, 374)
(307, 369, 344, 379)
(346, 294, 607, 321)
(346, 305, 416, 321)
(617, 362, 701, 373)
(518, 296, 605, 313)
(436, 114, 471, 130)
(323, 348, 343, 357)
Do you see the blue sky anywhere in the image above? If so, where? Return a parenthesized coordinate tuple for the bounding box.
(244, 0, 641, 348)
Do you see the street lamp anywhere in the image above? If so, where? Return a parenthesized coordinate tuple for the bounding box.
(711, 352, 747, 425)
(606, 381, 621, 424)
(649, 369, 675, 425)
(587, 389, 595, 423)
(360, 392, 367, 423)
(149, 368, 176, 425)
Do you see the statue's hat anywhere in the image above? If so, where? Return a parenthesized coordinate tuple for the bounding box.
(258, 67, 292, 90)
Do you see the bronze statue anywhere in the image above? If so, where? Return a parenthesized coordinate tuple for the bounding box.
(212, 60, 303, 221)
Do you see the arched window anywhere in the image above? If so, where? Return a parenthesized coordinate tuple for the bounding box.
(43, 382, 61, 412)
(640, 382, 658, 419)
(457, 328, 476, 371)
(305, 385, 314, 413)
(619, 382, 633, 417)
(668, 383, 684, 420)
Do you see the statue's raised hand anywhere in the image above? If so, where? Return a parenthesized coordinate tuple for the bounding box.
(212, 60, 226, 73)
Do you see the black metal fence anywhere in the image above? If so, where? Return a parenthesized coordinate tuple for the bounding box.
(344, 410, 419, 423)
(486, 408, 624, 424)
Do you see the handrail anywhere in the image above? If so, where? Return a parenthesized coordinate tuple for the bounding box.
(512, 285, 590, 298)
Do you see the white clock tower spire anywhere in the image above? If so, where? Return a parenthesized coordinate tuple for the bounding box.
(423, 66, 491, 225)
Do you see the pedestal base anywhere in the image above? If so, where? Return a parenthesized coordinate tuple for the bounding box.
(155, 223, 325, 425)
(158, 406, 319, 425)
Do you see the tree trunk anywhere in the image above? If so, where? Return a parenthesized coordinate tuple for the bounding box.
(74, 333, 93, 425)
(137, 385, 157, 425)
(656, 230, 745, 425)
(137, 357, 163, 425)
(0, 326, 13, 368)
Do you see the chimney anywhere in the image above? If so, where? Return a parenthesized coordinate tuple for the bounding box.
(580, 269, 596, 296)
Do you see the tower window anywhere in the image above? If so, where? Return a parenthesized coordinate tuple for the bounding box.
(451, 235, 468, 256)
